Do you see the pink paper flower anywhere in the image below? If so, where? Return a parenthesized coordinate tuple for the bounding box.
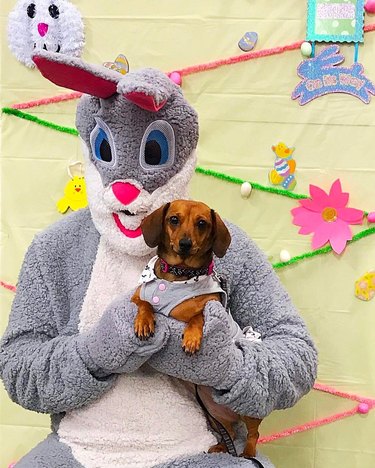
(291, 179, 363, 254)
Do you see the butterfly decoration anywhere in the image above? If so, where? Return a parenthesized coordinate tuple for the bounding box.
(103, 54, 129, 75)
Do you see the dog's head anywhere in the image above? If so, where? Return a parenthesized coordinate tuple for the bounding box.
(141, 200, 231, 263)
(33, 51, 198, 256)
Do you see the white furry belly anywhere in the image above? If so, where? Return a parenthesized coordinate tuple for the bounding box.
(58, 239, 216, 467)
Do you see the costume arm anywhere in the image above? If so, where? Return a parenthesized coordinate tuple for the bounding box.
(148, 224, 317, 419)
(211, 225, 318, 417)
(0, 239, 168, 414)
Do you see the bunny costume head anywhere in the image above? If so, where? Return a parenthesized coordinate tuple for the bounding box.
(33, 51, 198, 255)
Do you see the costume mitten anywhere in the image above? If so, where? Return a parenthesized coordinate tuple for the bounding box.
(148, 301, 245, 389)
(79, 290, 170, 376)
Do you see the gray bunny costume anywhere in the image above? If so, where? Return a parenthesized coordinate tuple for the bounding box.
(0, 51, 317, 468)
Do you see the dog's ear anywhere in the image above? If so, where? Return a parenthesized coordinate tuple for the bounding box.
(141, 203, 171, 247)
(211, 210, 231, 258)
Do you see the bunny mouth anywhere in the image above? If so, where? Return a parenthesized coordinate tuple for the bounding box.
(112, 209, 149, 238)
(112, 213, 142, 238)
(33, 43, 61, 53)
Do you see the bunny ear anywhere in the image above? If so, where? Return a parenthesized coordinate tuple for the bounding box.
(32, 51, 120, 98)
(318, 45, 340, 61)
(117, 68, 175, 112)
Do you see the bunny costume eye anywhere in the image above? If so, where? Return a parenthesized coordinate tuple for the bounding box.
(90, 118, 117, 166)
(49, 4, 60, 19)
(140, 120, 175, 170)
(27, 3, 36, 18)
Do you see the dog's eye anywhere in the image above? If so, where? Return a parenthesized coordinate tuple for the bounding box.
(140, 121, 175, 170)
(169, 216, 179, 226)
(90, 119, 117, 166)
(197, 220, 207, 229)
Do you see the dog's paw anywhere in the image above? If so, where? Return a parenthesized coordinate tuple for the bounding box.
(181, 328, 202, 354)
(208, 442, 228, 454)
(134, 314, 155, 340)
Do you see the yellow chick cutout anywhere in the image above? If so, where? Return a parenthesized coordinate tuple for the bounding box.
(269, 142, 297, 191)
(57, 163, 88, 214)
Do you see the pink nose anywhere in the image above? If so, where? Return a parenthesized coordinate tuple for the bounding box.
(38, 23, 49, 37)
(112, 182, 140, 205)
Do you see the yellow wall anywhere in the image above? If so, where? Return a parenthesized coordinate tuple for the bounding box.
(1, 1, 375, 467)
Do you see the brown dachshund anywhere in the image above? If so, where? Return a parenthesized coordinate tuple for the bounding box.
(131, 199, 262, 459)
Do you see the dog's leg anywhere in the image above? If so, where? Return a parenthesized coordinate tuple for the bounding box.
(241, 416, 262, 458)
(207, 417, 236, 454)
(131, 287, 155, 340)
(182, 313, 204, 354)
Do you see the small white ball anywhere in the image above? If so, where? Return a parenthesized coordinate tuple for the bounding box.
(279, 249, 291, 262)
(241, 182, 252, 198)
(301, 42, 312, 58)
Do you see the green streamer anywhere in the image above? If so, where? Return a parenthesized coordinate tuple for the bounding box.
(3, 105, 374, 270)
(2, 107, 79, 136)
(273, 226, 375, 269)
(195, 166, 309, 200)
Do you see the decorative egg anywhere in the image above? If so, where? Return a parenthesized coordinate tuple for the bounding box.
(365, 0, 375, 14)
(238, 32, 258, 52)
(241, 182, 252, 198)
(367, 212, 375, 223)
(169, 71, 182, 86)
(301, 42, 312, 58)
(279, 250, 291, 263)
(355, 271, 375, 301)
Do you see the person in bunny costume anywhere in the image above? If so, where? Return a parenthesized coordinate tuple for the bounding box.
(0, 51, 317, 468)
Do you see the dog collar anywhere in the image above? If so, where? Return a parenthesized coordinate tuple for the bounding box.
(159, 258, 214, 279)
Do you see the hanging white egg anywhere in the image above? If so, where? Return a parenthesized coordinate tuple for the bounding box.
(241, 182, 252, 198)
(300, 42, 312, 58)
(279, 249, 291, 262)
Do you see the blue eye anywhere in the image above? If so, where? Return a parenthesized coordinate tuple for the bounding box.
(90, 119, 116, 166)
(140, 120, 175, 170)
(145, 130, 169, 166)
(94, 128, 112, 162)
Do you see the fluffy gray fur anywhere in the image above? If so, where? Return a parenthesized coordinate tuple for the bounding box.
(1, 209, 315, 466)
(76, 73, 198, 192)
(15, 433, 273, 468)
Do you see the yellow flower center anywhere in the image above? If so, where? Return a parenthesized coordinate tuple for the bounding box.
(322, 207, 337, 222)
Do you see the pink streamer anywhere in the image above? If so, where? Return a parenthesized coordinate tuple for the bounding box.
(11, 92, 82, 110)
(314, 382, 375, 405)
(259, 407, 359, 444)
(9, 22, 375, 111)
(0, 280, 16, 293)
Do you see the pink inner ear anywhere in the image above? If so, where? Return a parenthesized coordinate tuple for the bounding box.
(33, 55, 118, 98)
(124, 91, 166, 112)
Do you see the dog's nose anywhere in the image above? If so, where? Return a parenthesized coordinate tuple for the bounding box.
(179, 238, 192, 253)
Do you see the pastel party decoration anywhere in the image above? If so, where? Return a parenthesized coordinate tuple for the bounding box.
(365, 0, 375, 14)
(279, 250, 291, 263)
(291, 179, 364, 254)
(103, 54, 129, 75)
(168, 71, 182, 86)
(301, 41, 313, 57)
(367, 212, 375, 223)
(307, 0, 366, 44)
(292, 45, 375, 105)
(57, 162, 88, 214)
(241, 181, 252, 198)
(7, 0, 85, 68)
(269, 142, 297, 191)
(355, 271, 375, 301)
(238, 32, 258, 52)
